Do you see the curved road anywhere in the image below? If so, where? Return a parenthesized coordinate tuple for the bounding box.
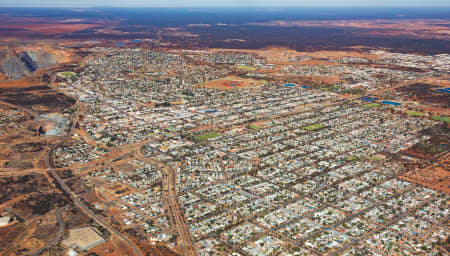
(38, 96, 144, 256)
(32, 207, 65, 256)
(46, 161, 144, 256)
(139, 150, 197, 256)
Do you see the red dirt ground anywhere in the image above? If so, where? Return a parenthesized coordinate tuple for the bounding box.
(197, 76, 265, 90)
(248, 19, 450, 40)
(0, 24, 99, 34)
(400, 165, 450, 193)
(0, 79, 40, 88)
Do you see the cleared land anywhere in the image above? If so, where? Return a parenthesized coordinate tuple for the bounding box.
(62, 227, 105, 251)
(0, 79, 40, 88)
(197, 76, 266, 90)
(0, 18, 100, 35)
(400, 166, 450, 193)
(248, 19, 450, 40)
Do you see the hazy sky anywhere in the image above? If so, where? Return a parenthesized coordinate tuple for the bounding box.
(1, 0, 449, 7)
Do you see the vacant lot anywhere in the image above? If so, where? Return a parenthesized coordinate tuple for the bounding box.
(198, 76, 265, 90)
(398, 83, 450, 108)
(0, 91, 75, 113)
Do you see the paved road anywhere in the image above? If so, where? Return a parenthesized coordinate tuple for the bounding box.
(32, 207, 65, 256)
(140, 154, 197, 256)
(47, 165, 144, 256)
(41, 97, 144, 256)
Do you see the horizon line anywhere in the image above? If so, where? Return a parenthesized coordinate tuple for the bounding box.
(1, 5, 450, 8)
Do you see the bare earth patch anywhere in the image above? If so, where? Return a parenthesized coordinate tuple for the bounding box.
(197, 76, 266, 90)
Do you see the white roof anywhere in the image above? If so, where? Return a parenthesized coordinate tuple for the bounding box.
(0, 216, 11, 226)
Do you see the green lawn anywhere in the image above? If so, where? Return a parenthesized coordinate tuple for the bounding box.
(249, 124, 262, 130)
(369, 155, 385, 161)
(59, 71, 76, 77)
(407, 111, 425, 117)
(195, 132, 221, 141)
(319, 85, 339, 92)
(343, 88, 365, 94)
(432, 116, 450, 124)
(345, 156, 358, 161)
(362, 103, 380, 108)
(303, 124, 325, 131)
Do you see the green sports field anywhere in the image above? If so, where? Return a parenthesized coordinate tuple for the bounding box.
(407, 111, 425, 117)
(249, 124, 262, 130)
(58, 71, 76, 78)
(195, 132, 221, 141)
(432, 116, 450, 124)
(304, 124, 325, 131)
(362, 103, 380, 108)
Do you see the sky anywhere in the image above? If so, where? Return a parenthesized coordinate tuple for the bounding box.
(0, 0, 449, 7)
